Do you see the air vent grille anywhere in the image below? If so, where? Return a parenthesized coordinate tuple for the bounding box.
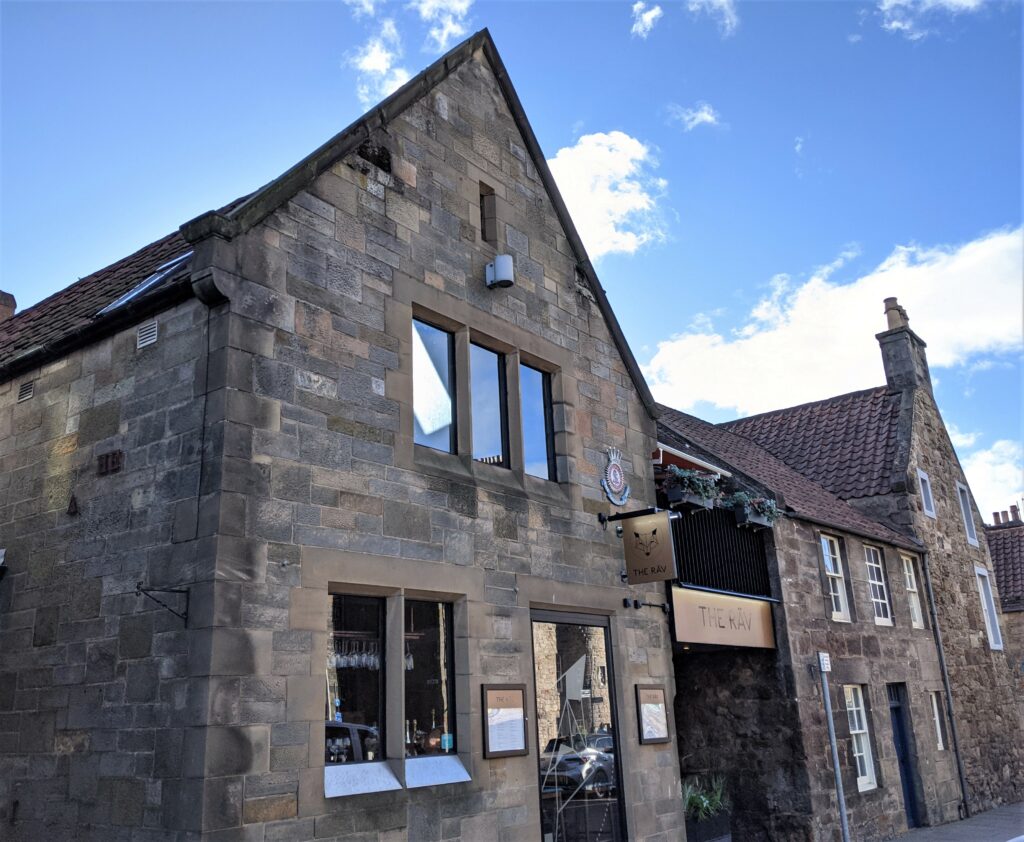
(17, 381, 34, 402)
(137, 321, 158, 349)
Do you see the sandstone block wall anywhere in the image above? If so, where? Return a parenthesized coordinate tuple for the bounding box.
(0, 299, 221, 841)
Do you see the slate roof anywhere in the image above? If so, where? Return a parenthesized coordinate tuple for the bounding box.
(720, 386, 903, 500)
(658, 403, 917, 550)
(986, 521, 1024, 610)
(0, 231, 189, 370)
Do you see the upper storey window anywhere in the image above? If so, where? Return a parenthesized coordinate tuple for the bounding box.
(916, 468, 936, 518)
(520, 363, 555, 481)
(956, 482, 979, 547)
(864, 546, 893, 626)
(470, 343, 509, 467)
(413, 319, 456, 453)
(820, 535, 851, 623)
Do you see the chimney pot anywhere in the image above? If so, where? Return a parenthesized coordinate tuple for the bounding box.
(1001, 510, 1010, 524)
(0, 291, 15, 322)
(993, 512, 1002, 524)
(884, 297, 908, 331)
(1011, 504, 1020, 522)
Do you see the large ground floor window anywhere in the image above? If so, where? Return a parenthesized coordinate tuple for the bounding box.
(532, 611, 625, 842)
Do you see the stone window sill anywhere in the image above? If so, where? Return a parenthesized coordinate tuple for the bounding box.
(324, 761, 402, 798)
(406, 754, 472, 789)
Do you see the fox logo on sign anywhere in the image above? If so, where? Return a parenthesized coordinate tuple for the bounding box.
(622, 511, 678, 585)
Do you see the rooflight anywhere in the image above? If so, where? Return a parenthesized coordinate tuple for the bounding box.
(97, 251, 193, 316)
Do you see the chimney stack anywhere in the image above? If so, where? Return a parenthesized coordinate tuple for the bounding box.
(1011, 504, 1020, 522)
(876, 297, 932, 394)
(993, 512, 1002, 525)
(0, 291, 15, 322)
(1001, 510, 1010, 524)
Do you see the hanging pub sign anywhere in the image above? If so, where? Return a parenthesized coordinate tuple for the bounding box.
(622, 511, 679, 585)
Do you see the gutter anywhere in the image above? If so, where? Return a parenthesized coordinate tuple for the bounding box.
(0, 275, 194, 384)
(920, 549, 970, 819)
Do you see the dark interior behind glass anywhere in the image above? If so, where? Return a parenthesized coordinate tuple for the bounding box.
(326, 595, 384, 764)
(404, 600, 456, 757)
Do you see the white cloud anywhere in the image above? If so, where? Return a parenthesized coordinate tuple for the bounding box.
(668, 102, 721, 132)
(878, 0, 985, 40)
(962, 440, 1023, 523)
(631, 1, 664, 38)
(946, 422, 980, 449)
(343, 0, 378, 17)
(547, 131, 667, 261)
(687, 0, 739, 36)
(349, 19, 412, 108)
(644, 227, 1023, 416)
(408, 0, 472, 51)
(794, 136, 804, 155)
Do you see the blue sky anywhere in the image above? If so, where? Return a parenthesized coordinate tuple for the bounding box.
(2, 0, 1021, 516)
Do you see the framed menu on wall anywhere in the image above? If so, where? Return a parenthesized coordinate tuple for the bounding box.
(635, 685, 671, 744)
(482, 684, 528, 758)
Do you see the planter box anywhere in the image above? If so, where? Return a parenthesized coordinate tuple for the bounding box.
(666, 487, 716, 511)
(685, 812, 731, 842)
(733, 505, 772, 528)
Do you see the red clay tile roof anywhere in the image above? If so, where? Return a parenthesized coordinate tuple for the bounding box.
(986, 521, 1024, 610)
(720, 386, 903, 501)
(658, 404, 917, 550)
(0, 231, 189, 367)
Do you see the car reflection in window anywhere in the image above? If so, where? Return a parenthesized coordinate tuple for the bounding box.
(540, 734, 617, 798)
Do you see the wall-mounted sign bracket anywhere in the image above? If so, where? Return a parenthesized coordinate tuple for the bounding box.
(136, 582, 189, 623)
(623, 597, 669, 614)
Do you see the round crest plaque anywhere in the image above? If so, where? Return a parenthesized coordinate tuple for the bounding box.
(602, 447, 631, 506)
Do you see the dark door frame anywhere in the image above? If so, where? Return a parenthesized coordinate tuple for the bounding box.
(530, 609, 628, 842)
(887, 683, 922, 829)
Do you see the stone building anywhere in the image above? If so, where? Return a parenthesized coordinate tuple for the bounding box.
(0, 30, 686, 842)
(986, 506, 1024, 718)
(657, 405, 961, 841)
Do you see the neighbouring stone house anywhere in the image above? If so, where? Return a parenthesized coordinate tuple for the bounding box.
(0, 30, 687, 842)
(713, 299, 1024, 831)
(656, 403, 960, 842)
(986, 506, 1024, 719)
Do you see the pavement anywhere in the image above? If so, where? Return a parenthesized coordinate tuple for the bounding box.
(896, 802, 1024, 842)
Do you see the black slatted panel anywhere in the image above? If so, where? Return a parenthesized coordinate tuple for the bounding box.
(671, 508, 772, 597)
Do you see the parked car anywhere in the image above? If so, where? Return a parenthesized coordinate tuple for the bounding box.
(539, 734, 616, 797)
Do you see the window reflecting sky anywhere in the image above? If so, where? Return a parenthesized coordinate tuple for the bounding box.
(413, 320, 454, 452)
(521, 363, 552, 480)
(471, 344, 506, 465)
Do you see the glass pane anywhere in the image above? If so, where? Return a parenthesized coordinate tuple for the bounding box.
(521, 363, 554, 480)
(471, 343, 507, 465)
(404, 600, 456, 757)
(413, 319, 455, 452)
(326, 595, 384, 764)
(821, 537, 837, 575)
(533, 618, 624, 842)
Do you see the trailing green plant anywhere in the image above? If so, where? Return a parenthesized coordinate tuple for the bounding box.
(682, 775, 730, 821)
(665, 465, 720, 501)
(725, 491, 783, 523)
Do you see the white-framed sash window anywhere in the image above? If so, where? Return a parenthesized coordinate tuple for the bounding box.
(864, 546, 893, 626)
(974, 566, 1003, 650)
(901, 554, 925, 629)
(843, 685, 877, 791)
(917, 468, 936, 518)
(821, 535, 851, 622)
(956, 482, 979, 546)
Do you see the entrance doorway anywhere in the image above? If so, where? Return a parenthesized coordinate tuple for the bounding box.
(531, 610, 626, 842)
(887, 683, 921, 828)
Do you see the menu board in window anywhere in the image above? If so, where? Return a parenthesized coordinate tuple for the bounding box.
(482, 684, 528, 758)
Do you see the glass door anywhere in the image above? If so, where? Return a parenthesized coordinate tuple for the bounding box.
(532, 611, 625, 842)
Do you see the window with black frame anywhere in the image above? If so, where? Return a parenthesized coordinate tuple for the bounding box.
(413, 319, 456, 452)
(404, 600, 456, 757)
(470, 343, 509, 466)
(326, 595, 384, 765)
(520, 362, 555, 481)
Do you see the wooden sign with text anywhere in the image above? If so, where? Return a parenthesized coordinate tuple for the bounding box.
(672, 587, 775, 649)
(623, 511, 679, 585)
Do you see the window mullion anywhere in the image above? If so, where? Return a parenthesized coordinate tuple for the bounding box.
(453, 327, 472, 457)
(385, 593, 406, 776)
(506, 351, 524, 472)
